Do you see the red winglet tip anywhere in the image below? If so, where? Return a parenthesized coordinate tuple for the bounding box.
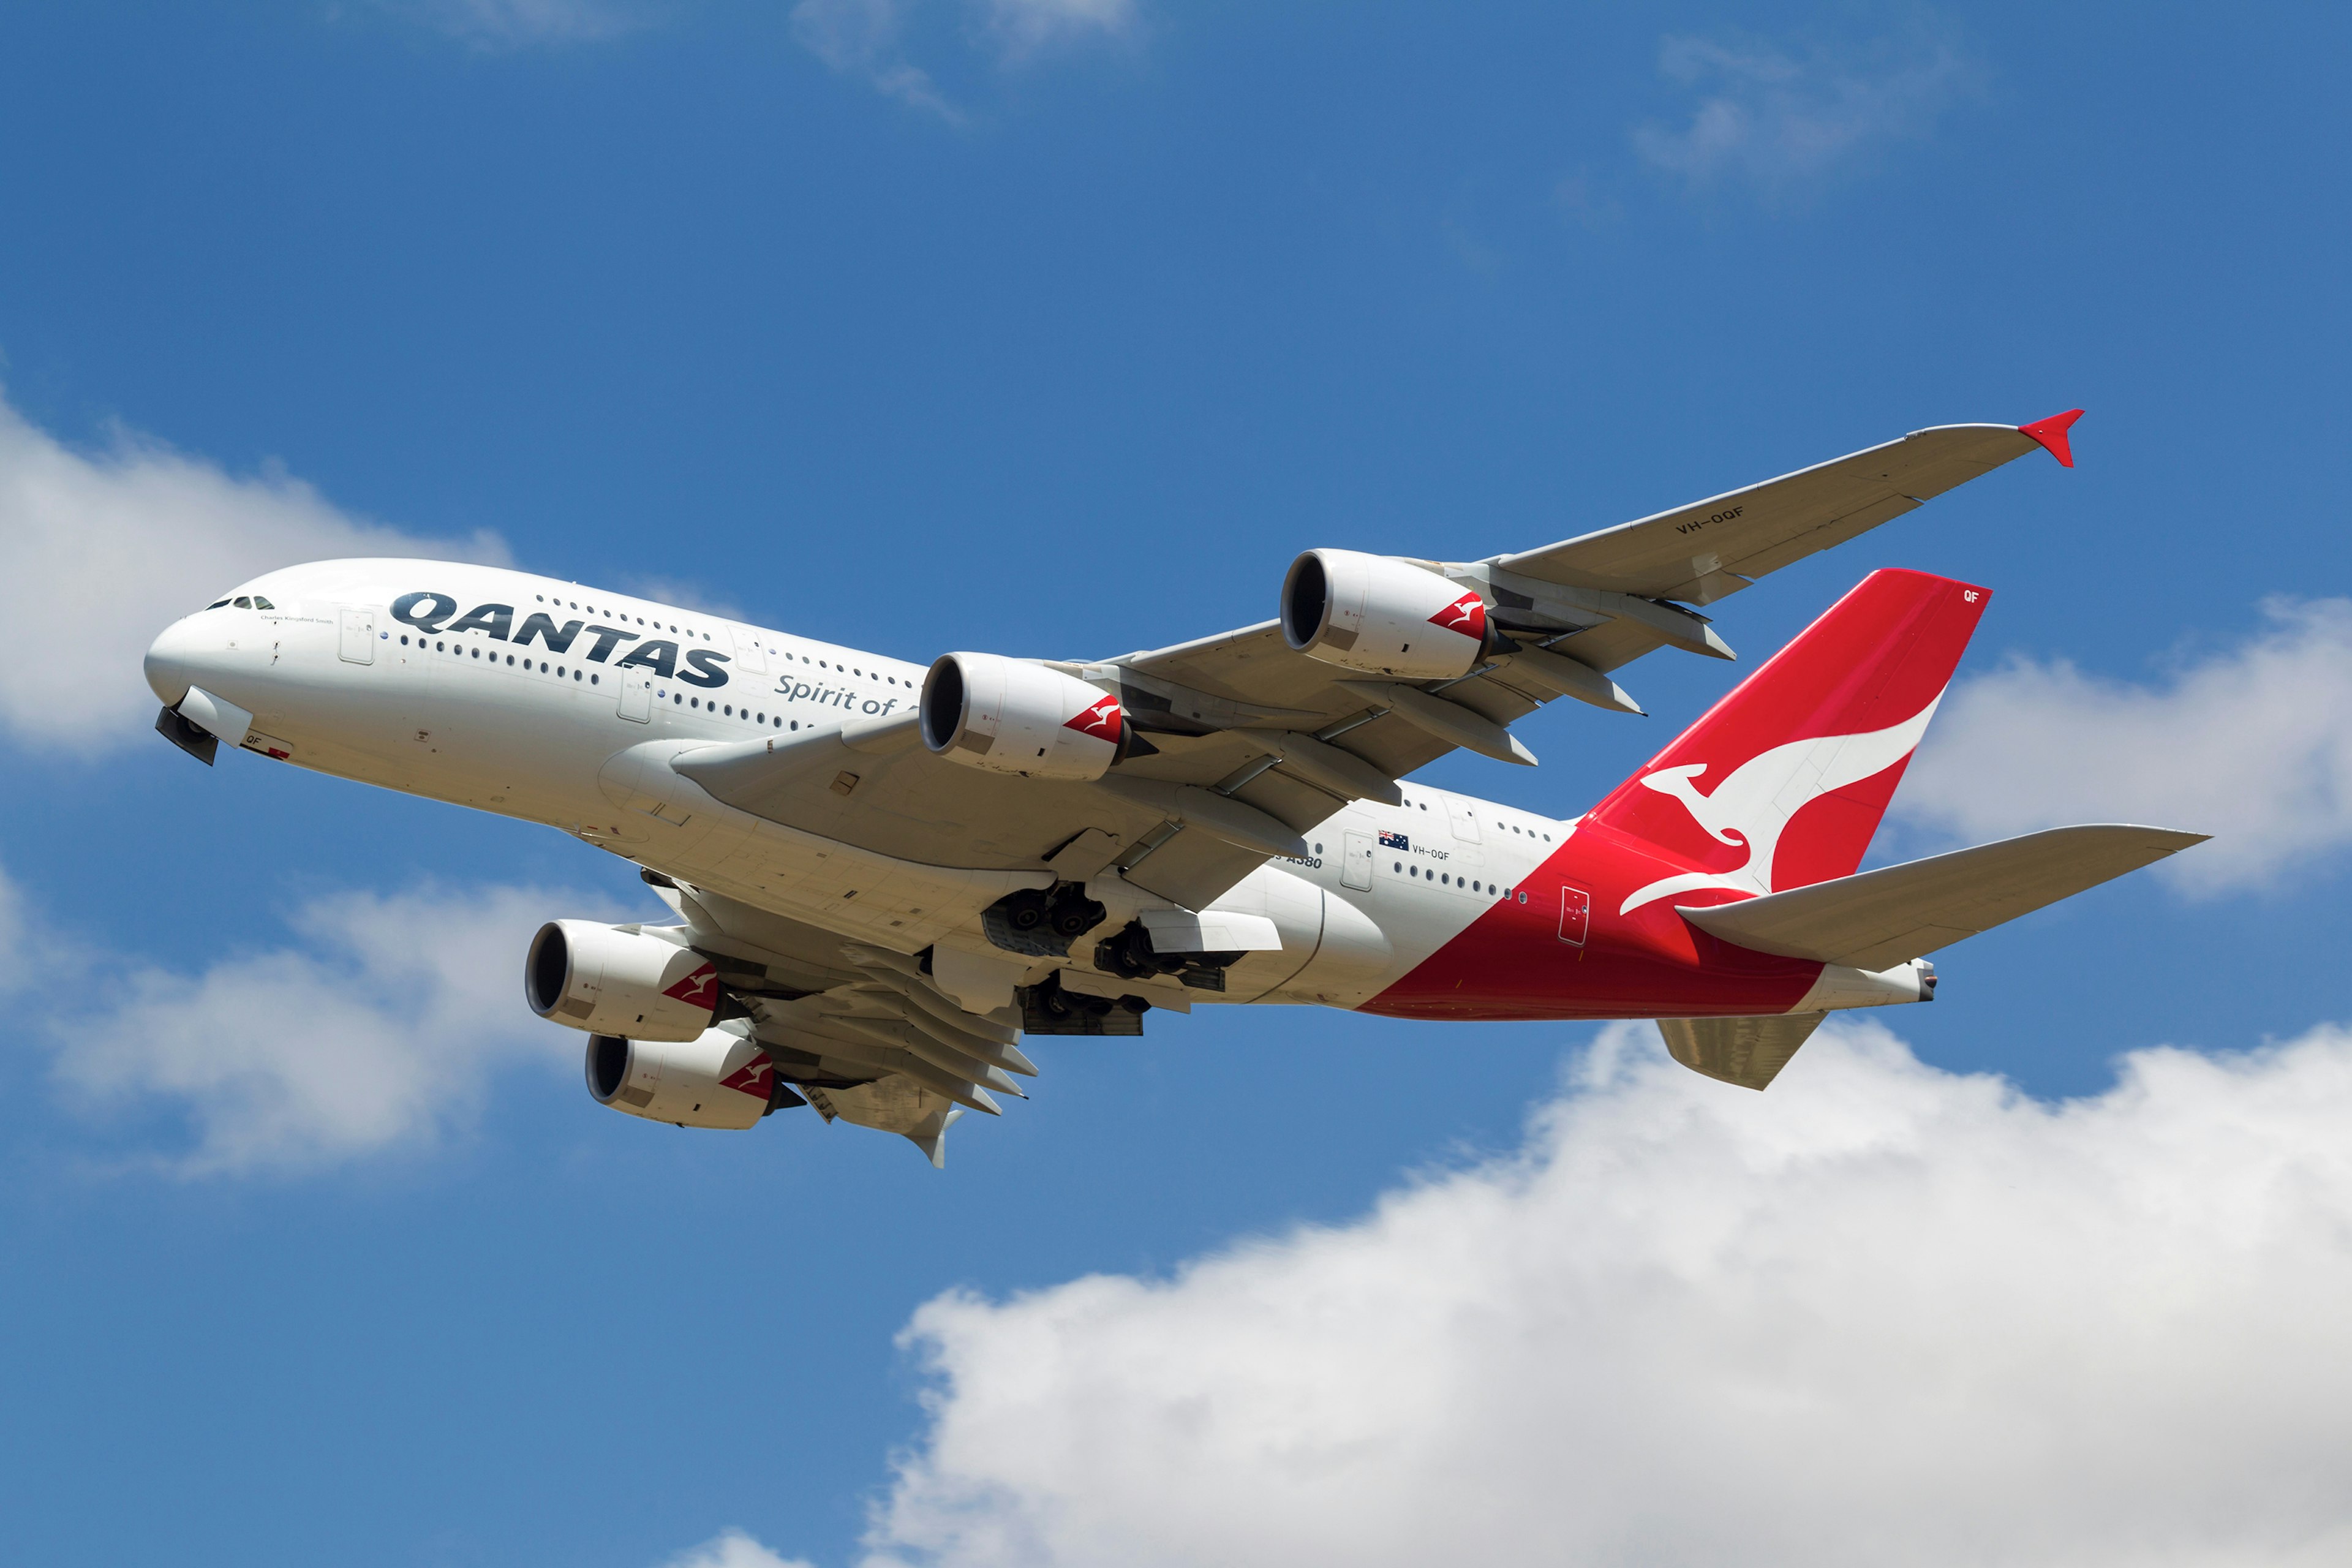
(2018, 408, 2084, 468)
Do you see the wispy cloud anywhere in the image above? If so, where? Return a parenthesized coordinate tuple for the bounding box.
(0, 388, 505, 757)
(977, 0, 1136, 62)
(865, 1019, 2352, 1567)
(375, 0, 654, 49)
(1898, 597, 2352, 894)
(791, 0, 965, 122)
(31, 870, 629, 1175)
(791, 0, 1139, 119)
(1633, 17, 1976, 197)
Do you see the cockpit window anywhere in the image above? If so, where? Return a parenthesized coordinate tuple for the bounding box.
(233, 596, 253, 609)
(252, 596, 276, 610)
(206, 599, 232, 610)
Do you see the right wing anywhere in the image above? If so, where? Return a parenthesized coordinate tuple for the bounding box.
(676, 415, 2079, 915)
(1491, 417, 2078, 605)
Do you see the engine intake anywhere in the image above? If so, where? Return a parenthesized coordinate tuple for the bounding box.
(586, 1030, 782, 1129)
(1281, 548, 1496, 680)
(921, 652, 1131, 780)
(527, 919, 721, 1042)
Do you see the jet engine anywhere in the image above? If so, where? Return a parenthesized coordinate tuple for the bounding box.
(585, 1029, 781, 1129)
(526, 920, 720, 1042)
(1281, 548, 1498, 680)
(921, 652, 1131, 780)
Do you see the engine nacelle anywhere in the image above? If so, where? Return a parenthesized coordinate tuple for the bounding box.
(527, 920, 719, 1042)
(1281, 548, 1494, 680)
(585, 1029, 778, 1129)
(922, 651, 1128, 780)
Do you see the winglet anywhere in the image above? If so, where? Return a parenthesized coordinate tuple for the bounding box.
(2018, 409, 2084, 468)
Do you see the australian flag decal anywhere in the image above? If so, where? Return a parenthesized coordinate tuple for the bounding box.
(1379, 829, 1410, 850)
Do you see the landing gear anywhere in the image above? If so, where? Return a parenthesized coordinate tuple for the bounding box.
(1019, 971, 1150, 1036)
(1093, 921, 1244, 992)
(998, 887, 1052, 935)
(983, 883, 1110, 957)
(1048, 888, 1108, 941)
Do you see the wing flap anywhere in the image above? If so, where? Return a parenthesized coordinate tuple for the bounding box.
(1679, 824, 2208, 971)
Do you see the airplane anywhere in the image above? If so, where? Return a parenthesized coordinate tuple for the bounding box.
(140, 410, 2203, 1166)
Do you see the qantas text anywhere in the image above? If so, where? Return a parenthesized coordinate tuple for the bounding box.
(394, 592, 733, 688)
(393, 592, 914, 717)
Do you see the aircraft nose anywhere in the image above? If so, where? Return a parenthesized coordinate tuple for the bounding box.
(144, 617, 210, 706)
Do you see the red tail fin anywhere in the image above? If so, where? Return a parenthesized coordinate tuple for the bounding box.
(1588, 569, 1990, 912)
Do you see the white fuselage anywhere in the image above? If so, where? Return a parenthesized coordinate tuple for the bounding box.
(144, 559, 1572, 1012)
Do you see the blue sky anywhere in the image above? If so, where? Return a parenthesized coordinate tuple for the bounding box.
(4, 4, 2351, 1565)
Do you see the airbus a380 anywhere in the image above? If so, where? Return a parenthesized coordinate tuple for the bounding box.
(143, 410, 2202, 1165)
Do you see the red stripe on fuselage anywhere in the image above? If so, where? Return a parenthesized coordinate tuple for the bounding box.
(1360, 820, 1825, 1022)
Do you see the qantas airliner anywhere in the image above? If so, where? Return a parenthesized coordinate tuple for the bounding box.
(143, 411, 2201, 1164)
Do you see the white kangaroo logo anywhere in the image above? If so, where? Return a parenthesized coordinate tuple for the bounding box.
(1618, 695, 1943, 916)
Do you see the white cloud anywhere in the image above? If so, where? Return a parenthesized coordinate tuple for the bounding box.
(978, 0, 1135, 61)
(44, 876, 625, 1175)
(663, 1530, 818, 1568)
(1899, 597, 2352, 894)
(790, 0, 1135, 116)
(791, 0, 964, 121)
(0, 388, 505, 758)
(1634, 21, 1973, 195)
(865, 1019, 2352, 1568)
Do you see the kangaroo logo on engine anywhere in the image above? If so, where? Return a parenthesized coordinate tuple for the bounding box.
(720, 1054, 774, 1099)
(1429, 592, 1487, 640)
(1064, 694, 1123, 740)
(662, 963, 720, 1011)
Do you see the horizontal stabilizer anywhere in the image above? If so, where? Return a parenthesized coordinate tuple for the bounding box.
(1656, 1011, 1826, 1091)
(1679, 824, 2208, 971)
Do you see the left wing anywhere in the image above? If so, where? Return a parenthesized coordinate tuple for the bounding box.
(647, 871, 1070, 1167)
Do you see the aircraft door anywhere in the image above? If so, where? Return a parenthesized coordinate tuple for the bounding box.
(618, 673, 653, 723)
(730, 627, 769, 676)
(1341, 831, 1373, 891)
(1443, 797, 1482, 842)
(338, 606, 375, 665)
(1559, 883, 1590, 947)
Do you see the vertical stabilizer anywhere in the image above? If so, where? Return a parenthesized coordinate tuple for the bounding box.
(1589, 569, 1989, 915)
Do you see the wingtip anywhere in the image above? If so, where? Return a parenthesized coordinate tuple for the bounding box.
(2018, 409, 2085, 468)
